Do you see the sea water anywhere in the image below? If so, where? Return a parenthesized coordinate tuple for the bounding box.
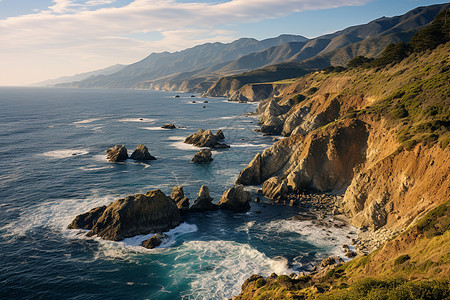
(0, 87, 356, 299)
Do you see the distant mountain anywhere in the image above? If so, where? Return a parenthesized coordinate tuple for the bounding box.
(32, 64, 125, 87)
(204, 3, 450, 97)
(56, 3, 449, 93)
(57, 35, 307, 89)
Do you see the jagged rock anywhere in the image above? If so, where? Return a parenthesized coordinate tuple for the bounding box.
(106, 145, 128, 162)
(215, 129, 225, 140)
(262, 177, 288, 200)
(281, 105, 311, 137)
(320, 257, 337, 268)
(258, 115, 284, 135)
(189, 185, 218, 212)
(142, 233, 168, 249)
(345, 250, 357, 258)
(184, 129, 230, 148)
(68, 205, 106, 230)
(235, 153, 262, 185)
(170, 186, 189, 215)
(218, 185, 251, 212)
(191, 149, 213, 163)
(71, 189, 182, 241)
(130, 144, 156, 161)
(161, 123, 176, 129)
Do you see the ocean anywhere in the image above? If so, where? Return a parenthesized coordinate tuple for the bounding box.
(0, 87, 356, 299)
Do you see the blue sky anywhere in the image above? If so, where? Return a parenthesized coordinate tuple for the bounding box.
(0, 0, 447, 85)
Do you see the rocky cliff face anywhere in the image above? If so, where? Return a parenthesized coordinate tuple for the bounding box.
(236, 42, 450, 233)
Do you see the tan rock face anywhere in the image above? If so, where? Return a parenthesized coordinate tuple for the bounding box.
(79, 189, 182, 241)
(189, 185, 218, 212)
(344, 144, 450, 231)
(106, 144, 128, 162)
(218, 185, 252, 212)
(184, 129, 230, 148)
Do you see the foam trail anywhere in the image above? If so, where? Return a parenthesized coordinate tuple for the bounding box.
(119, 118, 156, 123)
(38, 149, 89, 159)
(73, 118, 101, 124)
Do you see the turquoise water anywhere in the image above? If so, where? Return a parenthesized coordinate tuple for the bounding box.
(0, 87, 355, 299)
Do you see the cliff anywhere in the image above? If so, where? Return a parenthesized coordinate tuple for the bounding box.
(233, 15, 450, 298)
(236, 40, 450, 231)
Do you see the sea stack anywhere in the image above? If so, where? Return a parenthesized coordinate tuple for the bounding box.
(106, 144, 128, 162)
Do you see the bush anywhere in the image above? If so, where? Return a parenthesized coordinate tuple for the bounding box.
(371, 42, 410, 67)
(394, 254, 411, 266)
(347, 56, 373, 68)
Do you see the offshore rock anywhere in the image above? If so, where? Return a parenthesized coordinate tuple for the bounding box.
(170, 185, 189, 215)
(161, 123, 176, 129)
(191, 149, 213, 163)
(142, 233, 169, 249)
(130, 144, 156, 161)
(218, 185, 251, 212)
(184, 129, 230, 148)
(215, 129, 225, 140)
(67, 206, 106, 230)
(77, 189, 181, 241)
(189, 185, 218, 212)
(106, 144, 128, 162)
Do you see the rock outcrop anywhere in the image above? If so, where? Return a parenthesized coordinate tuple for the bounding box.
(184, 129, 230, 148)
(191, 149, 213, 163)
(106, 145, 128, 162)
(237, 119, 369, 197)
(161, 123, 176, 129)
(68, 206, 106, 230)
(69, 189, 182, 241)
(130, 144, 156, 161)
(218, 185, 252, 212)
(189, 185, 218, 212)
(170, 185, 189, 215)
(142, 233, 169, 249)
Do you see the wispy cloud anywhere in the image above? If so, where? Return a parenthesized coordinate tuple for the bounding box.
(0, 0, 371, 85)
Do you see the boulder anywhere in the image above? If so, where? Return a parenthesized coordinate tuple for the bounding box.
(142, 233, 169, 249)
(161, 123, 176, 129)
(191, 149, 213, 163)
(262, 177, 288, 200)
(218, 185, 251, 212)
(170, 185, 189, 215)
(67, 205, 106, 230)
(184, 129, 230, 149)
(130, 144, 156, 161)
(70, 189, 182, 241)
(320, 257, 337, 268)
(106, 145, 128, 162)
(189, 185, 218, 212)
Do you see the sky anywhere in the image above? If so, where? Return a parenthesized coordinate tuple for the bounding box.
(0, 0, 447, 86)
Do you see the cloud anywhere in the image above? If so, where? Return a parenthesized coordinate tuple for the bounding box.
(0, 0, 372, 85)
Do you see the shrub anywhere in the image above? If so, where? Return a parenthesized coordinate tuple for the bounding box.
(347, 56, 373, 68)
(371, 42, 410, 67)
(394, 254, 411, 266)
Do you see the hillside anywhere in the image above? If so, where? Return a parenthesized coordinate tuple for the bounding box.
(204, 3, 449, 98)
(56, 35, 307, 89)
(232, 13, 450, 298)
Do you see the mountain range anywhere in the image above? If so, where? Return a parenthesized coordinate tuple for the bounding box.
(53, 3, 449, 95)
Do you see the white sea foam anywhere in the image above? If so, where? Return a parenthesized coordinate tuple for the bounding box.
(119, 118, 156, 123)
(169, 141, 198, 151)
(38, 149, 90, 159)
(175, 240, 292, 299)
(140, 127, 170, 131)
(73, 118, 102, 124)
(78, 165, 112, 172)
(167, 136, 185, 141)
(0, 191, 119, 238)
(260, 219, 357, 260)
(231, 143, 272, 148)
